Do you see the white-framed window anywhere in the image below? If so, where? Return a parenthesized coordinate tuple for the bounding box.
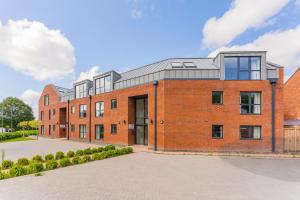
(95, 76, 111, 94)
(79, 125, 87, 138)
(95, 102, 104, 117)
(75, 83, 87, 99)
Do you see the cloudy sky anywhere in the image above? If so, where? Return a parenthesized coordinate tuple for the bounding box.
(0, 0, 300, 117)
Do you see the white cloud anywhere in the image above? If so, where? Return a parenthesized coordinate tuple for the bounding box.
(20, 89, 41, 118)
(296, 0, 300, 6)
(209, 25, 300, 76)
(202, 0, 289, 48)
(131, 8, 143, 19)
(76, 66, 101, 82)
(0, 19, 76, 81)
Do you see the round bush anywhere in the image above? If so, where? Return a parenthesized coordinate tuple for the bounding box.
(72, 156, 80, 165)
(46, 160, 58, 170)
(83, 148, 92, 155)
(55, 151, 65, 160)
(67, 150, 75, 158)
(104, 145, 115, 151)
(80, 155, 91, 163)
(92, 153, 102, 160)
(28, 162, 44, 173)
(32, 155, 43, 162)
(9, 165, 27, 177)
(0, 171, 8, 180)
(97, 147, 104, 153)
(45, 154, 54, 161)
(1, 160, 14, 169)
(75, 150, 84, 156)
(17, 158, 30, 166)
(91, 148, 98, 154)
(59, 158, 71, 167)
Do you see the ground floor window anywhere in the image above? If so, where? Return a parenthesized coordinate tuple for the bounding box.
(53, 125, 56, 132)
(95, 124, 104, 140)
(41, 125, 45, 135)
(240, 126, 261, 139)
(70, 124, 75, 132)
(79, 125, 87, 138)
(111, 124, 117, 134)
(49, 125, 51, 135)
(212, 125, 223, 139)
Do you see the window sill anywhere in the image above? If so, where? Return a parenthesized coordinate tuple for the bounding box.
(212, 137, 223, 139)
(240, 138, 262, 140)
(240, 113, 261, 115)
(212, 103, 223, 105)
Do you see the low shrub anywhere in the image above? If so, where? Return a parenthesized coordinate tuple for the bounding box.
(45, 154, 54, 161)
(91, 148, 98, 154)
(55, 151, 65, 160)
(32, 155, 43, 162)
(17, 158, 30, 166)
(92, 153, 102, 160)
(46, 160, 58, 170)
(0, 171, 8, 180)
(0, 130, 38, 142)
(59, 158, 71, 167)
(28, 162, 44, 173)
(80, 155, 91, 163)
(67, 150, 75, 158)
(9, 165, 27, 177)
(97, 147, 104, 153)
(72, 156, 80, 164)
(75, 150, 84, 156)
(1, 160, 14, 169)
(83, 148, 92, 155)
(104, 145, 115, 151)
(120, 147, 133, 154)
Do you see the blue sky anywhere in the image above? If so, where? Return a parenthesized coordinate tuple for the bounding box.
(0, 0, 300, 117)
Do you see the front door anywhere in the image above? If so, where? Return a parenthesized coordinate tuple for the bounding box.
(135, 98, 148, 145)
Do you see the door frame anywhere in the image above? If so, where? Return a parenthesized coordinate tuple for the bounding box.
(134, 96, 148, 145)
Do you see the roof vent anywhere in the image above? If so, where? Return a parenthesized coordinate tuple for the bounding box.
(171, 62, 183, 68)
(183, 62, 196, 68)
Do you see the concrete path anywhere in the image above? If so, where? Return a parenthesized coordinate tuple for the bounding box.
(1, 151, 300, 200)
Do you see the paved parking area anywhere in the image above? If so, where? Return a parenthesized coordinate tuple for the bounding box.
(0, 140, 300, 200)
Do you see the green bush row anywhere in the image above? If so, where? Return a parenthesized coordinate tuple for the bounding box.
(0, 146, 133, 180)
(0, 130, 38, 141)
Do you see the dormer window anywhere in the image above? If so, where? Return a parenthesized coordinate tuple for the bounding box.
(95, 76, 111, 94)
(75, 83, 87, 99)
(225, 56, 261, 80)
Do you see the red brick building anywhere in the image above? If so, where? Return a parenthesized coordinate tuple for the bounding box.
(39, 51, 284, 152)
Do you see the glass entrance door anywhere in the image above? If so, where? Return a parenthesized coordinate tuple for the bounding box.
(135, 98, 148, 145)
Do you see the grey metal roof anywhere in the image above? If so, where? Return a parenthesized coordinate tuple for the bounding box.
(54, 86, 73, 96)
(117, 58, 216, 82)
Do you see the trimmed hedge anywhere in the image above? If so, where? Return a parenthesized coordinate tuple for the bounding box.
(0, 130, 38, 142)
(0, 146, 133, 180)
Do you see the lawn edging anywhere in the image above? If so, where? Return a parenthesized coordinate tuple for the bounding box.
(0, 145, 133, 180)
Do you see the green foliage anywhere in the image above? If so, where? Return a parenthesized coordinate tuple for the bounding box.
(97, 147, 104, 152)
(45, 154, 54, 161)
(46, 160, 58, 170)
(1, 160, 14, 169)
(59, 158, 71, 167)
(91, 148, 98, 154)
(66, 150, 75, 158)
(80, 155, 91, 163)
(17, 158, 30, 166)
(72, 156, 80, 164)
(28, 162, 44, 173)
(104, 145, 115, 151)
(0, 130, 38, 142)
(17, 120, 38, 130)
(92, 153, 103, 160)
(75, 150, 84, 156)
(9, 165, 27, 177)
(0, 171, 8, 180)
(32, 155, 43, 162)
(0, 97, 34, 129)
(55, 151, 65, 160)
(34, 172, 43, 176)
(83, 148, 92, 155)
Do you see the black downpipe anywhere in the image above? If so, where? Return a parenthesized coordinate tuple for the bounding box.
(89, 95, 92, 143)
(270, 79, 278, 153)
(67, 100, 70, 140)
(153, 81, 158, 151)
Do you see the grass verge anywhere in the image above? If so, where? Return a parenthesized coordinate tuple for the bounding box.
(0, 137, 35, 143)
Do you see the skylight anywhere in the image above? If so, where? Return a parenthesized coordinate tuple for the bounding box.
(183, 62, 196, 68)
(171, 62, 183, 68)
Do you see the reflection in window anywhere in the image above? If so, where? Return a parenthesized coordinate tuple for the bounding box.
(240, 92, 261, 114)
(95, 76, 111, 94)
(75, 84, 87, 99)
(225, 57, 261, 80)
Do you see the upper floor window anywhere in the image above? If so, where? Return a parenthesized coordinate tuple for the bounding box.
(75, 83, 87, 99)
(53, 109, 55, 115)
(111, 124, 117, 134)
(71, 106, 75, 114)
(95, 76, 111, 94)
(240, 92, 261, 114)
(41, 111, 44, 121)
(79, 105, 87, 118)
(49, 109, 51, 120)
(44, 95, 49, 106)
(95, 102, 104, 117)
(225, 57, 261, 80)
(240, 126, 261, 140)
(111, 99, 117, 109)
(212, 91, 223, 104)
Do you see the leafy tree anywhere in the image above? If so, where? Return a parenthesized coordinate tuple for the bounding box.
(0, 97, 34, 130)
(18, 120, 38, 130)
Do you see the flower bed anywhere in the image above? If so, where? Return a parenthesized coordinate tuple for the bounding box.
(0, 145, 133, 180)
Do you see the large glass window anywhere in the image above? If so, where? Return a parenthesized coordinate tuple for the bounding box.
(225, 57, 261, 80)
(95, 124, 104, 140)
(79, 125, 86, 138)
(212, 91, 223, 104)
(44, 95, 49, 106)
(75, 83, 87, 99)
(95, 76, 111, 94)
(240, 92, 261, 114)
(212, 125, 223, 139)
(240, 126, 261, 139)
(79, 105, 87, 118)
(95, 102, 104, 117)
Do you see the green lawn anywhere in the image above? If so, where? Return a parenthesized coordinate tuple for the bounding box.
(0, 137, 35, 143)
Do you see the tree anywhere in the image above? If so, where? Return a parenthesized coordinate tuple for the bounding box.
(0, 97, 34, 130)
(18, 120, 38, 130)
